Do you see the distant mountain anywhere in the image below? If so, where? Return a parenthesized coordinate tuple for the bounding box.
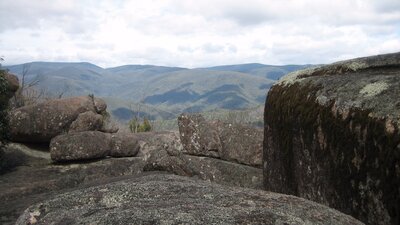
(203, 63, 311, 80)
(4, 62, 312, 121)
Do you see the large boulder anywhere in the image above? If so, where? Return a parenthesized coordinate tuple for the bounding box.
(109, 132, 140, 157)
(50, 131, 111, 162)
(50, 131, 142, 162)
(15, 173, 362, 225)
(264, 52, 400, 224)
(9, 96, 107, 143)
(178, 114, 263, 167)
(68, 111, 104, 133)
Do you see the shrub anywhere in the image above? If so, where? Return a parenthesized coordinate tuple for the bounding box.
(129, 117, 152, 133)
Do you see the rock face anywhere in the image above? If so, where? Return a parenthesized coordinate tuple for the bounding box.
(16, 173, 363, 225)
(264, 52, 400, 225)
(9, 96, 108, 143)
(178, 114, 263, 167)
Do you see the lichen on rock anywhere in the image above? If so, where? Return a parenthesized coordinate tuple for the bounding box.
(264, 52, 400, 225)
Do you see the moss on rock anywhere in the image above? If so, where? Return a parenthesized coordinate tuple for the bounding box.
(264, 52, 400, 225)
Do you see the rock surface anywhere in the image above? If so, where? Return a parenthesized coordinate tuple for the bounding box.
(137, 131, 263, 189)
(16, 173, 363, 225)
(50, 131, 142, 162)
(178, 114, 221, 158)
(0, 143, 144, 225)
(109, 132, 140, 157)
(264, 52, 400, 225)
(68, 111, 104, 133)
(178, 113, 263, 167)
(144, 150, 263, 189)
(50, 131, 111, 162)
(9, 96, 107, 143)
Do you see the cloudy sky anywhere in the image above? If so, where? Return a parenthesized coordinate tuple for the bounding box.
(0, 0, 399, 68)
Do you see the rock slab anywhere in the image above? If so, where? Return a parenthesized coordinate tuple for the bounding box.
(178, 113, 263, 167)
(264, 52, 400, 225)
(16, 173, 363, 225)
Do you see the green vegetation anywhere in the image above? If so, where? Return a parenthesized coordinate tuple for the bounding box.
(129, 117, 152, 133)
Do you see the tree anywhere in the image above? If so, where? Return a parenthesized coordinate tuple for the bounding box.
(12, 63, 43, 108)
(138, 117, 152, 132)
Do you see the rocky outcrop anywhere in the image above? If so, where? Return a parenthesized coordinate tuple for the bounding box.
(264, 52, 400, 225)
(16, 173, 363, 225)
(139, 130, 263, 189)
(50, 131, 141, 162)
(178, 114, 263, 167)
(0, 143, 144, 225)
(9, 96, 108, 143)
(144, 150, 263, 189)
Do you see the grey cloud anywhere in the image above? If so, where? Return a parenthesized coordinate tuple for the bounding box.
(371, 0, 400, 13)
(223, 8, 274, 26)
(202, 43, 225, 53)
(178, 46, 195, 53)
(0, 0, 98, 35)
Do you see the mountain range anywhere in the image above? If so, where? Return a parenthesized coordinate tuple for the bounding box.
(4, 62, 311, 121)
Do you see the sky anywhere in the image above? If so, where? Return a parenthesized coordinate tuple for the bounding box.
(0, 0, 399, 68)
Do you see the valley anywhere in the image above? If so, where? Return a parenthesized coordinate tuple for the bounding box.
(5, 62, 311, 124)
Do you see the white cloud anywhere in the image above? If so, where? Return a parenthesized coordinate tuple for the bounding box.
(0, 0, 399, 67)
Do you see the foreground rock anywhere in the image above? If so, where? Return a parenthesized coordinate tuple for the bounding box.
(9, 96, 108, 143)
(0, 143, 144, 225)
(264, 52, 400, 224)
(178, 114, 263, 167)
(16, 173, 362, 225)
